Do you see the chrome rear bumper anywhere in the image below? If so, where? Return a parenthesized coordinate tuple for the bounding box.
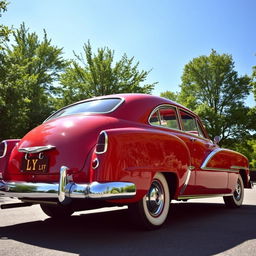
(0, 166, 136, 203)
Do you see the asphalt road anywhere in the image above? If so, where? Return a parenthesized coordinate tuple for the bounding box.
(0, 188, 256, 256)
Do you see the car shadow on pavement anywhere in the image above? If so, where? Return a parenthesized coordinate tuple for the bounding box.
(0, 202, 256, 256)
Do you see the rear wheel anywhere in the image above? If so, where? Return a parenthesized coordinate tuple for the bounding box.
(40, 204, 74, 218)
(128, 172, 170, 230)
(223, 174, 244, 208)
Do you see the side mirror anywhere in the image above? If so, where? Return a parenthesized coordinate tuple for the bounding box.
(214, 136, 221, 145)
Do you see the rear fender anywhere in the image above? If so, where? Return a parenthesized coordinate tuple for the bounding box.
(0, 139, 20, 178)
(92, 128, 190, 202)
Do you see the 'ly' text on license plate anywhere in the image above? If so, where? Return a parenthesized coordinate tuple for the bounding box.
(21, 156, 49, 173)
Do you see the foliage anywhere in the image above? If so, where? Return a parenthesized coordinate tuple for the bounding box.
(160, 90, 179, 102)
(176, 49, 253, 146)
(0, 0, 11, 46)
(59, 41, 157, 106)
(252, 65, 256, 100)
(0, 23, 66, 140)
(232, 137, 256, 168)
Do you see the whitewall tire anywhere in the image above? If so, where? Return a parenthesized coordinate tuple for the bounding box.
(128, 172, 170, 229)
(223, 174, 244, 208)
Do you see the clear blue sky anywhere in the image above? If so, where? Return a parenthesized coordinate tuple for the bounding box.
(2, 0, 256, 106)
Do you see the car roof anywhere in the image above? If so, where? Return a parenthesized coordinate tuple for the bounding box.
(47, 93, 198, 124)
(90, 93, 197, 123)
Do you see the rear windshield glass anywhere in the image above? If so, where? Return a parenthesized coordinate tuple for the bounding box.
(47, 98, 122, 120)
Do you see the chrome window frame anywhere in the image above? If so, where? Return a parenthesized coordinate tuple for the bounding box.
(178, 109, 207, 139)
(148, 104, 211, 142)
(148, 104, 181, 131)
(44, 97, 125, 122)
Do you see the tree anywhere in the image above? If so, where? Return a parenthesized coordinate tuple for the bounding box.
(170, 50, 253, 145)
(0, 0, 10, 45)
(59, 41, 157, 106)
(252, 65, 256, 100)
(160, 90, 179, 102)
(0, 23, 66, 140)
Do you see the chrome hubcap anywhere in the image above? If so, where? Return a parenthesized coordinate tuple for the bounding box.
(146, 180, 164, 217)
(234, 179, 242, 201)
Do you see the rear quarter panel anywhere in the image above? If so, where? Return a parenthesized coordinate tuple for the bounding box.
(93, 128, 191, 202)
(0, 140, 20, 178)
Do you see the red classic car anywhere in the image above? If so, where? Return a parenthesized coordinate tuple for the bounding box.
(0, 94, 253, 229)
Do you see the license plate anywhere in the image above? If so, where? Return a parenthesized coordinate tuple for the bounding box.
(21, 156, 49, 173)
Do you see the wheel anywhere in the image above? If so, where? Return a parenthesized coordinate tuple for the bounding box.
(40, 204, 74, 218)
(128, 172, 170, 230)
(223, 174, 244, 208)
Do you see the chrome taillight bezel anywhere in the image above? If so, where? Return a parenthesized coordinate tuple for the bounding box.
(0, 141, 7, 158)
(95, 131, 108, 154)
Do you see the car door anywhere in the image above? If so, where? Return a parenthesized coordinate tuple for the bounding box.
(149, 105, 197, 194)
(178, 109, 229, 194)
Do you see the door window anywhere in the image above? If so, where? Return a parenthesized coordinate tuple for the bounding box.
(149, 106, 180, 130)
(180, 110, 205, 138)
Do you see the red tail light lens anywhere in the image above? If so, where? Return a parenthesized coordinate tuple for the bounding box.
(95, 131, 108, 154)
(0, 141, 7, 158)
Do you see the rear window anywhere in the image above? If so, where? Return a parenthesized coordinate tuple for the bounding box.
(46, 98, 123, 121)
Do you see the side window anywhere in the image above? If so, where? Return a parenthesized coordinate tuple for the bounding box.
(196, 120, 205, 138)
(149, 106, 179, 130)
(149, 110, 160, 125)
(159, 107, 179, 129)
(180, 110, 205, 138)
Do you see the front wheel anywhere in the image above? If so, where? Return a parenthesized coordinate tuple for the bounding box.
(128, 172, 170, 230)
(223, 174, 244, 208)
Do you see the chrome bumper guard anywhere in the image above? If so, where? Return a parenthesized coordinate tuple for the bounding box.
(0, 166, 136, 203)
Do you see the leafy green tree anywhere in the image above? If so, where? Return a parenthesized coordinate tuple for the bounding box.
(168, 50, 253, 145)
(59, 41, 157, 106)
(252, 65, 256, 100)
(0, 23, 66, 140)
(0, 0, 10, 45)
(232, 137, 256, 168)
(160, 90, 179, 101)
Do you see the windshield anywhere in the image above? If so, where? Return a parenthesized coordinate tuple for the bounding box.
(46, 98, 123, 121)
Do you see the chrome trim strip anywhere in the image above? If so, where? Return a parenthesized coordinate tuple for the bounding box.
(201, 148, 224, 169)
(231, 165, 249, 170)
(18, 145, 56, 154)
(0, 141, 7, 158)
(178, 193, 233, 200)
(201, 167, 239, 173)
(95, 131, 108, 154)
(180, 166, 194, 195)
(0, 166, 136, 201)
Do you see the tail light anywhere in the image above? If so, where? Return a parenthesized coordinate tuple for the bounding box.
(0, 141, 7, 158)
(95, 131, 108, 154)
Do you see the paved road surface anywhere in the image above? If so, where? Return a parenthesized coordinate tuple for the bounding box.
(0, 188, 256, 256)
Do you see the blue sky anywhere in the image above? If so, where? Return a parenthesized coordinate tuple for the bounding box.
(2, 0, 256, 106)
